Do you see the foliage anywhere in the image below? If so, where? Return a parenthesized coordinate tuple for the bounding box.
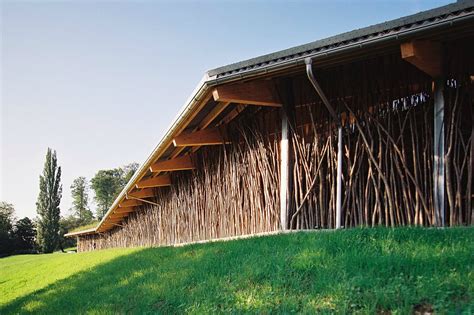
(0, 227, 472, 314)
(121, 162, 139, 187)
(69, 221, 99, 234)
(36, 148, 62, 253)
(11, 217, 37, 252)
(90, 163, 138, 219)
(70, 177, 93, 223)
(90, 169, 122, 219)
(0, 201, 16, 256)
(57, 216, 83, 251)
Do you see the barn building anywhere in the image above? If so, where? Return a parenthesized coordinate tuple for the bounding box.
(67, 1, 474, 252)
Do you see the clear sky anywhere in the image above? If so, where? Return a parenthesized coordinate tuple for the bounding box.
(1, 0, 451, 219)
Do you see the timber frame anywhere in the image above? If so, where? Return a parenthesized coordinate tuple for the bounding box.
(65, 2, 474, 251)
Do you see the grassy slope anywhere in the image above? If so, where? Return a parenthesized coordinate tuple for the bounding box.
(0, 227, 472, 314)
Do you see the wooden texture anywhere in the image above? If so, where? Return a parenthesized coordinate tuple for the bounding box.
(213, 80, 282, 107)
(173, 128, 230, 147)
(119, 199, 142, 207)
(149, 155, 195, 172)
(114, 207, 135, 214)
(127, 188, 156, 199)
(401, 40, 442, 77)
(136, 175, 171, 188)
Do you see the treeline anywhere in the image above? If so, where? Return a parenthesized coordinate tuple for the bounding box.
(0, 148, 138, 256)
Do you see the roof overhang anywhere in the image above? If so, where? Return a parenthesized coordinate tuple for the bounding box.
(67, 1, 474, 238)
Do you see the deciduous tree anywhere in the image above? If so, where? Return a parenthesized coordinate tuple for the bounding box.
(70, 177, 93, 223)
(36, 148, 62, 253)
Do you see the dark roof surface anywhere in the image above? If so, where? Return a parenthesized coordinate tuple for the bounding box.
(208, 0, 474, 79)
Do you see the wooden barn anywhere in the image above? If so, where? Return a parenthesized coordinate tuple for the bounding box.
(67, 1, 474, 252)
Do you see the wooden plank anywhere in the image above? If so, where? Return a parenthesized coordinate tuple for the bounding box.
(136, 174, 171, 189)
(110, 213, 129, 219)
(218, 104, 246, 126)
(149, 155, 195, 173)
(173, 127, 230, 147)
(114, 206, 135, 214)
(127, 188, 156, 199)
(213, 80, 282, 107)
(198, 102, 231, 129)
(401, 40, 442, 78)
(119, 199, 142, 207)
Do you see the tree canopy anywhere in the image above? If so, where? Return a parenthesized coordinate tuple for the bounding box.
(90, 163, 138, 219)
(70, 177, 93, 223)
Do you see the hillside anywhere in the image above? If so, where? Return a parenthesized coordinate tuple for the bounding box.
(0, 227, 473, 314)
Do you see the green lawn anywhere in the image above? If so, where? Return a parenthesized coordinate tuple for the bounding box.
(0, 227, 472, 314)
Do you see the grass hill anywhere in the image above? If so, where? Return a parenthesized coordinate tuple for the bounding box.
(0, 227, 472, 314)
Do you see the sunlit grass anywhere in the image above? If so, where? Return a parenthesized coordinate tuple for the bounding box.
(0, 227, 472, 314)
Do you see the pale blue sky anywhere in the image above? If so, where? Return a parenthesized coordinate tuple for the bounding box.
(1, 0, 451, 219)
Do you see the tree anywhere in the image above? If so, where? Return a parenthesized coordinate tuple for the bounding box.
(90, 163, 139, 219)
(0, 201, 15, 256)
(91, 169, 122, 219)
(36, 148, 62, 253)
(12, 217, 36, 252)
(121, 162, 139, 186)
(70, 177, 93, 223)
(58, 215, 82, 251)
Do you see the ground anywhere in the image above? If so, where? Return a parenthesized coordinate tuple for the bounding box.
(0, 227, 472, 314)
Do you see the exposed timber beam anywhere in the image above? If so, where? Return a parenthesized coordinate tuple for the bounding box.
(150, 155, 195, 173)
(110, 213, 129, 219)
(127, 188, 156, 199)
(401, 40, 442, 78)
(136, 174, 171, 189)
(212, 80, 282, 107)
(173, 127, 230, 147)
(119, 199, 142, 207)
(114, 206, 135, 214)
(198, 102, 231, 129)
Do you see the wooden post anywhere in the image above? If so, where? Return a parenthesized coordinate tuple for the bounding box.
(433, 78, 445, 227)
(280, 109, 289, 230)
(336, 126, 343, 229)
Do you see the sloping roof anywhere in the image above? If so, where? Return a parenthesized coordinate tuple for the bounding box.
(66, 0, 474, 238)
(208, 0, 474, 79)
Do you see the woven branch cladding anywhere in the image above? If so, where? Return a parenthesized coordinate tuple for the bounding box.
(78, 119, 282, 252)
(78, 44, 474, 252)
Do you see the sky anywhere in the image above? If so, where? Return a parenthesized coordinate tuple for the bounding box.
(1, 0, 452, 219)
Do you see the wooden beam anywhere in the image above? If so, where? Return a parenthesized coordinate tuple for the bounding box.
(114, 206, 135, 214)
(127, 188, 156, 199)
(173, 127, 230, 147)
(136, 174, 171, 189)
(218, 104, 246, 126)
(119, 199, 142, 207)
(212, 80, 282, 107)
(110, 213, 129, 219)
(149, 155, 195, 173)
(401, 40, 442, 78)
(198, 102, 231, 129)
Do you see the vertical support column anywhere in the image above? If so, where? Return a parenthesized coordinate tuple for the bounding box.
(336, 126, 343, 229)
(280, 109, 289, 230)
(433, 78, 445, 227)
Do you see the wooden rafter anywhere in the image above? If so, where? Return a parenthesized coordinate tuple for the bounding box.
(127, 188, 156, 199)
(401, 40, 442, 78)
(136, 174, 171, 189)
(173, 127, 230, 147)
(114, 206, 135, 214)
(212, 80, 282, 107)
(149, 155, 195, 173)
(119, 199, 142, 207)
